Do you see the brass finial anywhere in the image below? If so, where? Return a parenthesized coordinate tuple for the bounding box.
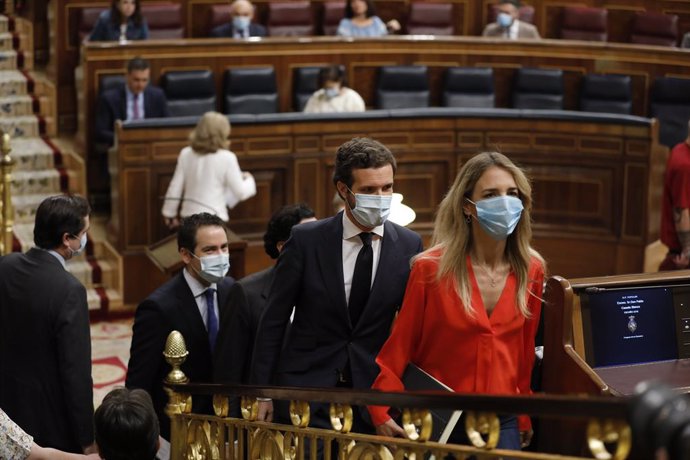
(163, 330, 189, 384)
(0, 131, 12, 166)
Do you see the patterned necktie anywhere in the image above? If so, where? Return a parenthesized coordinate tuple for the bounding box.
(348, 232, 373, 327)
(132, 93, 140, 120)
(205, 288, 218, 351)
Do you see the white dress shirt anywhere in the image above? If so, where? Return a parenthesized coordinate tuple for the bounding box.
(342, 211, 384, 305)
(183, 267, 218, 330)
(161, 147, 257, 221)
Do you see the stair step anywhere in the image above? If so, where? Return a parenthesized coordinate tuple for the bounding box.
(0, 115, 39, 138)
(0, 50, 16, 71)
(12, 169, 61, 196)
(0, 94, 32, 116)
(9, 138, 55, 171)
(0, 17, 8, 35)
(87, 287, 123, 312)
(0, 69, 27, 95)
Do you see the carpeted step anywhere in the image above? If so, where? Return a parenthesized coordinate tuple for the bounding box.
(0, 69, 27, 96)
(12, 169, 61, 196)
(0, 50, 16, 71)
(0, 94, 32, 116)
(0, 17, 8, 35)
(0, 114, 39, 137)
(9, 137, 55, 170)
(87, 287, 123, 312)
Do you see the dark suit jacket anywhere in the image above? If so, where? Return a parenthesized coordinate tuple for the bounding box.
(89, 10, 149, 41)
(94, 84, 170, 145)
(0, 248, 93, 452)
(251, 213, 423, 394)
(126, 271, 234, 440)
(209, 22, 267, 38)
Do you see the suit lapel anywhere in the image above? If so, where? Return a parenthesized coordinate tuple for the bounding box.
(119, 86, 127, 120)
(316, 215, 348, 316)
(174, 273, 208, 342)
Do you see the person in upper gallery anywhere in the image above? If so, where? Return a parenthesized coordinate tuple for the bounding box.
(214, 203, 316, 409)
(89, 0, 148, 42)
(0, 195, 96, 454)
(93, 388, 160, 460)
(126, 213, 235, 441)
(482, 0, 540, 40)
(251, 137, 423, 434)
(303, 65, 366, 114)
(161, 111, 256, 229)
(0, 407, 100, 460)
(336, 0, 401, 37)
(660, 120, 690, 271)
(368, 151, 545, 450)
(210, 0, 267, 38)
(94, 57, 170, 146)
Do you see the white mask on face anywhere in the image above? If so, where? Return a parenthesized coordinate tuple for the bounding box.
(69, 233, 87, 257)
(192, 253, 230, 283)
(346, 187, 392, 228)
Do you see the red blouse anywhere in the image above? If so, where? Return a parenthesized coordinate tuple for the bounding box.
(368, 251, 545, 431)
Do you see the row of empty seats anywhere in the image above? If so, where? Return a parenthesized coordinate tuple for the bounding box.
(99, 65, 690, 146)
(77, 2, 689, 45)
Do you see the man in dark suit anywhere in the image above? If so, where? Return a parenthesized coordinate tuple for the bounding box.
(210, 0, 267, 38)
(0, 195, 96, 454)
(126, 212, 235, 440)
(251, 137, 423, 432)
(214, 203, 315, 406)
(94, 56, 170, 146)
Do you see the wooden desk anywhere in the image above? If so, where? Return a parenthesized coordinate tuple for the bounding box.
(110, 109, 665, 303)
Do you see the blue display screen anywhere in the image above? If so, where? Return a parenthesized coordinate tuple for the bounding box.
(586, 287, 678, 367)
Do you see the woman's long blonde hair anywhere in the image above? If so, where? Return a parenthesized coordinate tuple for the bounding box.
(189, 111, 230, 154)
(418, 151, 544, 317)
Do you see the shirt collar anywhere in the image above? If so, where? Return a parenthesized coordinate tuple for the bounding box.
(341, 210, 384, 240)
(183, 267, 217, 297)
(46, 249, 66, 269)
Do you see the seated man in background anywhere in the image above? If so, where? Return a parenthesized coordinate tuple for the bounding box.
(660, 120, 690, 271)
(94, 56, 170, 146)
(303, 65, 366, 114)
(214, 203, 316, 409)
(94, 388, 159, 460)
(482, 0, 540, 39)
(210, 0, 267, 38)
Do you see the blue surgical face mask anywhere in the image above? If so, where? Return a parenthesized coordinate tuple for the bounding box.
(467, 195, 523, 241)
(497, 12, 514, 28)
(233, 16, 251, 31)
(347, 188, 392, 228)
(69, 233, 87, 257)
(324, 87, 340, 99)
(193, 253, 230, 284)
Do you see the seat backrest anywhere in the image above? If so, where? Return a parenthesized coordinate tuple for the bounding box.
(512, 67, 564, 110)
(407, 2, 454, 35)
(267, 1, 314, 37)
(561, 7, 607, 41)
(79, 7, 104, 42)
(579, 74, 632, 115)
(322, 1, 345, 35)
(442, 67, 494, 108)
(650, 77, 690, 147)
(161, 70, 216, 117)
(631, 11, 679, 47)
(224, 67, 278, 114)
(376, 65, 430, 109)
(99, 74, 126, 94)
(210, 4, 233, 30)
(292, 66, 322, 111)
(141, 3, 184, 39)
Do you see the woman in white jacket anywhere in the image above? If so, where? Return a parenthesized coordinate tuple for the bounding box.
(162, 112, 256, 228)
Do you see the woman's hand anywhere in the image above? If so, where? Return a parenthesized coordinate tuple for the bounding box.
(386, 19, 401, 33)
(376, 418, 406, 438)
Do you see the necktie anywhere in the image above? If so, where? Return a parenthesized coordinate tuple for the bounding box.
(348, 232, 373, 327)
(132, 93, 140, 120)
(205, 288, 218, 351)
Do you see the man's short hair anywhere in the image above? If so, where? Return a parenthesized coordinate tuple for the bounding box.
(33, 194, 90, 250)
(499, 0, 521, 7)
(94, 388, 159, 460)
(127, 56, 150, 73)
(332, 137, 397, 190)
(177, 212, 227, 253)
(263, 203, 315, 259)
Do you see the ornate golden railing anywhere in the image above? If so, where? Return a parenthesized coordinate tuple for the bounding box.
(163, 331, 633, 460)
(0, 131, 14, 255)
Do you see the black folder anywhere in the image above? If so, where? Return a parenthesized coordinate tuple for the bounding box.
(401, 363, 462, 443)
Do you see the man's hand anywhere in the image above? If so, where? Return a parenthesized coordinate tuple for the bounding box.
(257, 399, 274, 422)
(520, 429, 533, 448)
(375, 418, 406, 438)
(672, 252, 690, 269)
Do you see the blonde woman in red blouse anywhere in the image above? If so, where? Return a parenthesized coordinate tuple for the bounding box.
(369, 151, 545, 450)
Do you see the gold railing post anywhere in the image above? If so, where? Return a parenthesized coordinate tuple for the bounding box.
(164, 330, 191, 460)
(0, 131, 14, 256)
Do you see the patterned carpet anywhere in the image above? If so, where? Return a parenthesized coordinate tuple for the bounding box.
(91, 319, 132, 407)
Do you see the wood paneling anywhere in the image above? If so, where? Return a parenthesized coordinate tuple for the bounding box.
(110, 113, 664, 301)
